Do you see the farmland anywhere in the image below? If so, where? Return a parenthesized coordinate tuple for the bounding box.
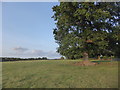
(2, 60, 118, 88)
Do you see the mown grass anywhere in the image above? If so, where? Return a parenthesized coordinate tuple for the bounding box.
(0, 62, 2, 89)
(2, 60, 118, 88)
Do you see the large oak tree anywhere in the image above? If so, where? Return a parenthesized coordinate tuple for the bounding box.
(52, 2, 120, 59)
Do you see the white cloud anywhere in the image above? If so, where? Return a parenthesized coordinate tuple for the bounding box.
(12, 46, 28, 53)
(11, 46, 61, 59)
(31, 50, 45, 56)
(30, 49, 61, 58)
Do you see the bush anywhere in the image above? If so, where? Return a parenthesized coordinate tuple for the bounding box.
(60, 57, 64, 60)
(103, 56, 113, 60)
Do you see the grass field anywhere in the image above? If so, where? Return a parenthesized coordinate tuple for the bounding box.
(2, 60, 118, 88)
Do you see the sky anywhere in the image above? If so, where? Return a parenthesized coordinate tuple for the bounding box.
(0, 2, 2, 58)
(2, 2, 62, 59)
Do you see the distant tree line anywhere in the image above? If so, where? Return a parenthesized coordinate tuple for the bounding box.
(1, 57, 48, 62)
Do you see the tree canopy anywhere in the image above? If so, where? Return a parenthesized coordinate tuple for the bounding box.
(52, 2, 120, 59)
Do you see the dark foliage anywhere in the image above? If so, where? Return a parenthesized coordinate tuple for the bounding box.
(1, 57, 48, 62)
(52, 2, 120, 59)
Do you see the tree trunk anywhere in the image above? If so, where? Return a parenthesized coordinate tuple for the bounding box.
(83, 52, 88, 60)
(98, 56, 100, 60)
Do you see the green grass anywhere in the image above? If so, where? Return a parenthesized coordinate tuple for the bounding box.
(2, 60, 118, 88)
(0, 62, 2, 89)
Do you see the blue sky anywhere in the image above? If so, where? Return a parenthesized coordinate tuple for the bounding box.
(2, 2, 61, 59)
(0, 2, 2, 57)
